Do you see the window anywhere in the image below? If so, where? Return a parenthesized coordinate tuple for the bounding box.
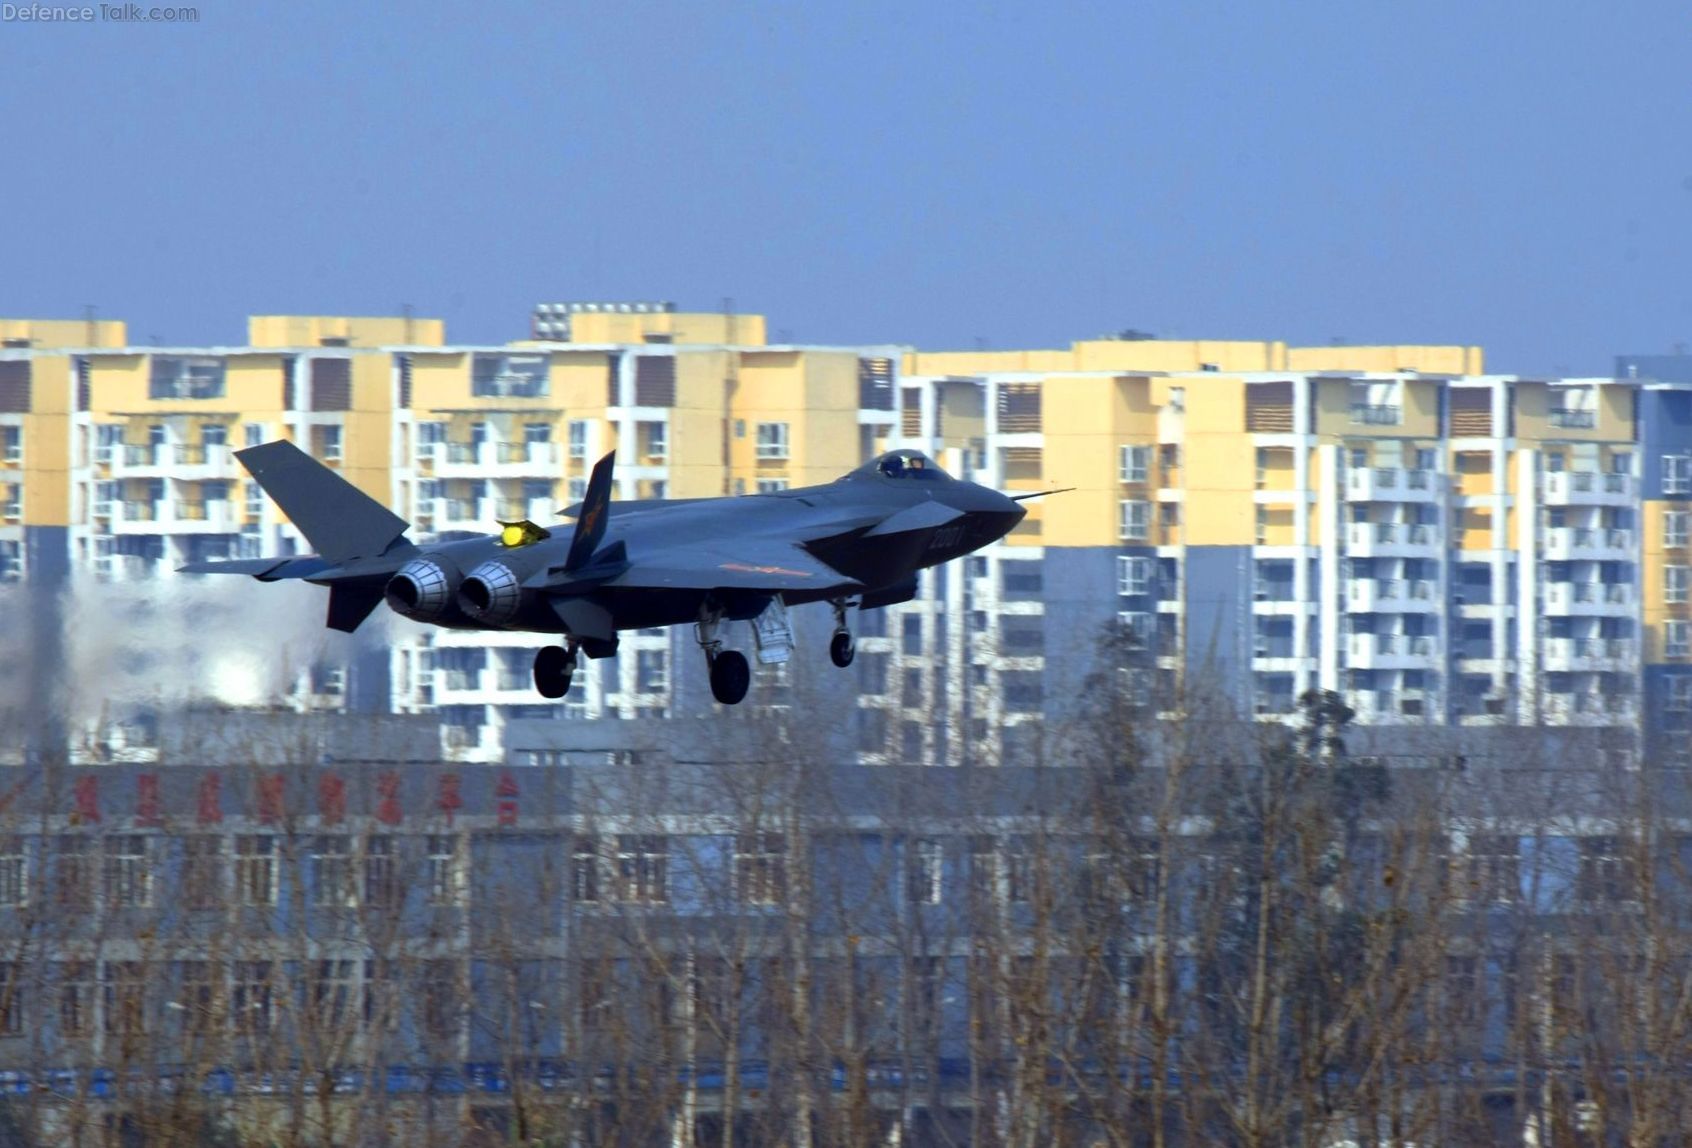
(1668, 566, 1690, 605)
(755, 422, 790, 460)
(642, 421, 668, 460)
(312, 836, 355, 908)
(0, 426, 18, 465)
(178, 961, 218, 1036)
(755, 478, 790, 493)
(422, 960, 459, 1038)
(1349, 381, 1401, 425)
(1669, 620, 1692, 659)
(1669, 676, 1692, 712)
(1666, 455, 1692, 496)
(59, 963, 93, 1037)
(1118, 612, 1152, 651)
(426, 835, 462, 907)
(1119, 500, 1150, 541)
(734, 833, 788, 905)
(103, 836, 152, 909)
(364, 835, 399, 910)
(1548, 386, 1597, 428)
(1667, 510, 1690, 548)
(233, 961, 274, 1036)
(148, 356, 225, 400)
(472, 352, 549, 398)
(615, 835, 667, 904)
(969, 837, 998, 902)
(0, 838, 24, 908)
(902, 613, 923, 656)
(310, 959, 360, 1031)
(636, 650, 667, 693)
(568, 420, 588, 459)
(235, 836, 277, 907)
(0, 964, 21, 1036)
(1119, 444, 1149, 483)
(1577, 836, 1636, 903)
(572, 837, 601, 904)
(908, 838, 943, 906)
(55, 836, 94, 911)
(1117, 555, 1150, 597)
(1460, 835, 1520, 904)
(102, 962, 146, 1036)
(315, 424, 343, 463)
(182, 837, 224, 910)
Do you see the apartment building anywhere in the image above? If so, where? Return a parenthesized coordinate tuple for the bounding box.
(5, 311, 1687, 767)
(0, 311, 902, 761)
(888, 338, 1664, 766)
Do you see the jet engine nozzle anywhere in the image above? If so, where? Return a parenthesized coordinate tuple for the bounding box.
(385, 558, 459, 622)
(458, 560, 523, 625)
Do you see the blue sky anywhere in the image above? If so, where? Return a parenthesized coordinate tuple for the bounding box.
(2, 0, 1689, 373)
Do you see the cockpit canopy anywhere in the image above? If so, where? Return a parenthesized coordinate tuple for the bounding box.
(848, 449, 953, 483)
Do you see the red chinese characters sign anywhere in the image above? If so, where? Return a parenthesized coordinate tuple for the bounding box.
(134, 773, 162, 828)
(197, 773, 223, 825)
(496, 772, 519, 827)
(437, 773, 463, 826)
(72, 775, 100, 825)
(317, 774, 346, 824)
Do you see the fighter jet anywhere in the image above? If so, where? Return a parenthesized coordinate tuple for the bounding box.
(183, 442, 1031, 704)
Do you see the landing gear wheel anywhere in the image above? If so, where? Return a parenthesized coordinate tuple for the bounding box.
(533, 645, 577, 699)
(709, 650, 751, 706)
(830, 631, 855, 668)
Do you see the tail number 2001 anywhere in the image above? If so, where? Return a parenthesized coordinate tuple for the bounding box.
(928, 524, 965, 550)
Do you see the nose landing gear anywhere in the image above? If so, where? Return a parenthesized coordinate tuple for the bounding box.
(696, 605, 750, 706)
(828, 597, 856, 668)
(533, 640, 579, 699)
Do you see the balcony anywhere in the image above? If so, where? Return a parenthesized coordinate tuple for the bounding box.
(113, 499, 237, 534)
(1345, 521, 1441, 558)
(1345, 467, 1441, 503)
(1542, 637, 1636, 673)
(1543, 526, 1633, 562)
(440, 498, 484, 527)
(1543, 581, 1633, 616)
(1349, 404, 1403, 426)
(1543, 692, 1636, 726)
(1347, 633, 1441, 669)
(1542, 471, 1634, 507)
(1345, 577, 1439, 613)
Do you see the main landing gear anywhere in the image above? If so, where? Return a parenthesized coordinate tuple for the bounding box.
(696, 607, 750, 706)
(829, 597, 856, 668)
(533, 640, 579, 699)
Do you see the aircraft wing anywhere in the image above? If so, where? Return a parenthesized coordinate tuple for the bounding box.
(610, 540, 863, 593)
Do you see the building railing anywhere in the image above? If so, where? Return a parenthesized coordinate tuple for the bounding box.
(1548, 409, 1597, 429)
(1349, 633, 1438, 659)
(1350, 404, 1402, 426)
(1546, 637, 1634, 664)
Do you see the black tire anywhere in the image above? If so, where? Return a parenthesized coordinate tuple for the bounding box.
(709, 649, 751, 705)
(533, 645, 575, 699)
(830, 631, 855, 668)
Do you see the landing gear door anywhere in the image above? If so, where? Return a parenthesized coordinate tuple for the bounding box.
(749, 596, 795, 666)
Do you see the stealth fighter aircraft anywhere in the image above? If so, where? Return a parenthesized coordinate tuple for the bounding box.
(183, 442, 1030, 704)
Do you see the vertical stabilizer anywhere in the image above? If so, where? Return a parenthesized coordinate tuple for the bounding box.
(564, 451, 616, 571)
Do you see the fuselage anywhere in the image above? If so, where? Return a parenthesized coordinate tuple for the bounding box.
(382, 460, 1025, 636)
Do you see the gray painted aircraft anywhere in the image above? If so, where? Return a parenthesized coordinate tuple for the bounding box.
(182, 442, 1034, 704)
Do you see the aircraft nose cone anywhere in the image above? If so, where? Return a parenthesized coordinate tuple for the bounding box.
(961, 484, 1025, 543)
